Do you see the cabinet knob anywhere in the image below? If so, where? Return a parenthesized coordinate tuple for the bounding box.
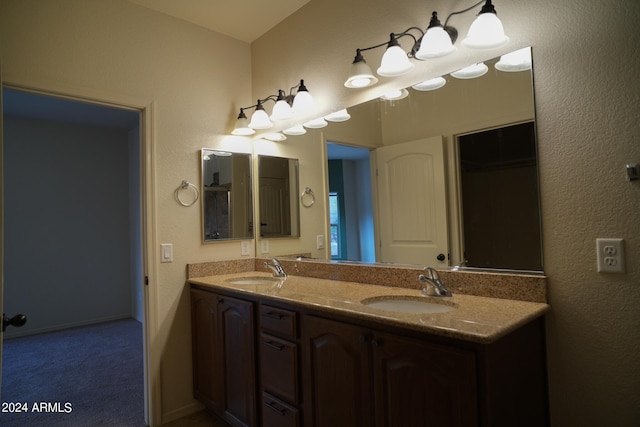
(216, 297, 224, 304)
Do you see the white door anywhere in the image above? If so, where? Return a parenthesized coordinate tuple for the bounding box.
(376, 136, 448, 265)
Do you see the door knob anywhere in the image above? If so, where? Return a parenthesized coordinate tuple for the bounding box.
(437, 253, 446, 262)
(2, 313, 27, 332)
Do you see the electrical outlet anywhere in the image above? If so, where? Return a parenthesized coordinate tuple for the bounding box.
(596, 238, 625, 273)
(261, 239, 269, 254)
(241, 241, 251, 256)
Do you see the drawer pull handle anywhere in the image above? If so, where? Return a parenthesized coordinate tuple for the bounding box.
(264, 340, 284, 351)
(263, 312, 283, 320)
(265, 401, 286, 416)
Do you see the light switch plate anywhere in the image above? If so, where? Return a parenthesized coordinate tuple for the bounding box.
(241, 241, 251, 256)
(316, 235, 325, 249)
(261, 239, 269, 254)
(161, 243, 173, 263)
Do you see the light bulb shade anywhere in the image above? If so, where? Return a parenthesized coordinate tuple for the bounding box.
(303, 117, 328, 129)
(248, 106, 273, 129)
(270, 99, 293, 121)
(412, 76, 447, 91)
(380, 88, 409, 101)
(450, 62, 488, 79)
(263, 132, 287, 142)
(377, 45, 414, 77)
(495, 47, 532, 72)
(231, 111, 255, 135)
(345, 58, 379, 88)
(283, 124, 307, 135)
(292, 89, 314, 114)
(415, 26, 456, 59)
(325, 109, 351, 122)
(462, 11, 509, 49)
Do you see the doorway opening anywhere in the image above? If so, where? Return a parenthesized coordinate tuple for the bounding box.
(326, 142, 375, 262)
(1, 87, 148, 424)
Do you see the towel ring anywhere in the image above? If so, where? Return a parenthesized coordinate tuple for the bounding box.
(301, 187, 315, 207)
(175, 180, 199, 207)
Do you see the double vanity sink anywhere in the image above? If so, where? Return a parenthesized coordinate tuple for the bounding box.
(226, 276, 455, 314)
(192, 271, 548, 343)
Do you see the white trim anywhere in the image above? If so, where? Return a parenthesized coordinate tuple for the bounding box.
(1, 78, 160, 426)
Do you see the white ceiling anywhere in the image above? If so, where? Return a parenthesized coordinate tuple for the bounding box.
(126, 0, 311, 43)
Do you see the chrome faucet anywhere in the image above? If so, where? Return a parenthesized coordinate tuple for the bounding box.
(419, 267, 451, 297)
(264, 258, 287, 278)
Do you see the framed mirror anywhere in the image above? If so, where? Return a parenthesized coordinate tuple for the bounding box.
(257, 155, 300, 238)
(321, 47, 542, 272)
(201, 149, 253, 242)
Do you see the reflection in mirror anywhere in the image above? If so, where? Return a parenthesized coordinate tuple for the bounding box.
(201, 149, 253, 242)
(323, 47, 541, 271)
(258, 155, 300, 238)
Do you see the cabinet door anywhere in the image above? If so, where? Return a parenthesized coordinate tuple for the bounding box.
(191, 289, 219, 411)
(302, 315, 373, 427)
(372, 332, 477, 427)
(218, 295, 257, 427)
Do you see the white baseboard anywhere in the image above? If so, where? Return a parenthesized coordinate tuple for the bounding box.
(3, 314, 137, 339)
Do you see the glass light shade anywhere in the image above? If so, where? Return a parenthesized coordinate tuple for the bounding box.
(270, 99, 293, 121)
(231, 116, 255, 136)
(283, 124, 306, 135)
(263, 132, 287, 142)
(248, 107, 273, 130)
(325, 109, 351, 122)
(292, 90, 314, 114)
(450, 62, 488, 79)
(495, 47, 532, 72)
(303, 117, 328, 129)
(380, 88, 409, 101)
(412, 76, 447, 91)
(345, 60, 379, 88)
(415, 27, 457, 59)
(377, 45, 414, 77)
(462, 12, 509, 49)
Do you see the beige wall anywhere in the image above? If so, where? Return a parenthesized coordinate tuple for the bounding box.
(252, 0, 640, 425)
(2, 0, 639, 425)
(0, 0, 253, 423)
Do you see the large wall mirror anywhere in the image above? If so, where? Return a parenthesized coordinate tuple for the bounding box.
(317, 47, 541, 272)
(257, 155, 300, 238)
(201, 149, 253, 242)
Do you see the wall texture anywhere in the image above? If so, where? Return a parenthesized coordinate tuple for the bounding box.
(0, 0, 253, 422)
(3, 116, 133, 336)
(251, 0, 640, 425)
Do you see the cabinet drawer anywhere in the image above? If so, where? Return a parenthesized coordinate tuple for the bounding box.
(262, 392, 299, 427)
(260, 333, 299, 404)
(260, 305, 297, 338)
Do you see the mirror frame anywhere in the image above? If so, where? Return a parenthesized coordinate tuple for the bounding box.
(201, 149, 253, 243)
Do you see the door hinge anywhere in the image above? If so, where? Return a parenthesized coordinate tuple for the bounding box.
(145, 276, 149, 286)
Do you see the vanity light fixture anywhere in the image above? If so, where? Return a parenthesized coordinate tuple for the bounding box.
(231, 109, 256, 136)
(324, 109, 351, 122)
(344, 0, 510, 89)
(303, 117, 328, 129)
(283, 124, 307, 135)
(230, 79, 315, 135)
(412, 76, 447, 91)
(263, 132, 287, 142)
(450, 62, 488, 79)
(380, 88, 410, 101)
(248, 100, 273, 130)
(495, 46, 532, 72)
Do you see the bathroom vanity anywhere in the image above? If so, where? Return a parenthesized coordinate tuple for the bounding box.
(188, 262, 549, 427)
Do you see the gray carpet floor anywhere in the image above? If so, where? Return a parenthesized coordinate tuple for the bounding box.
(1, 318, 145, 426)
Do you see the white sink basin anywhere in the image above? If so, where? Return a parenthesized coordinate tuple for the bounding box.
(361, 296, 455, 314)
(225, 276, 282, 285)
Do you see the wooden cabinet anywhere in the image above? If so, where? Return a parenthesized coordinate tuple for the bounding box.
(302, 315, 477, 427)
(259, 304, 301, 427)
(191, 285, 548, 427)
(372, 331, 477, 427)
(191, 289, 257, 427)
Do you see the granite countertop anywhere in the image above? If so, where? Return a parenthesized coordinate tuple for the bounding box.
(188, 272, 550, 344)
